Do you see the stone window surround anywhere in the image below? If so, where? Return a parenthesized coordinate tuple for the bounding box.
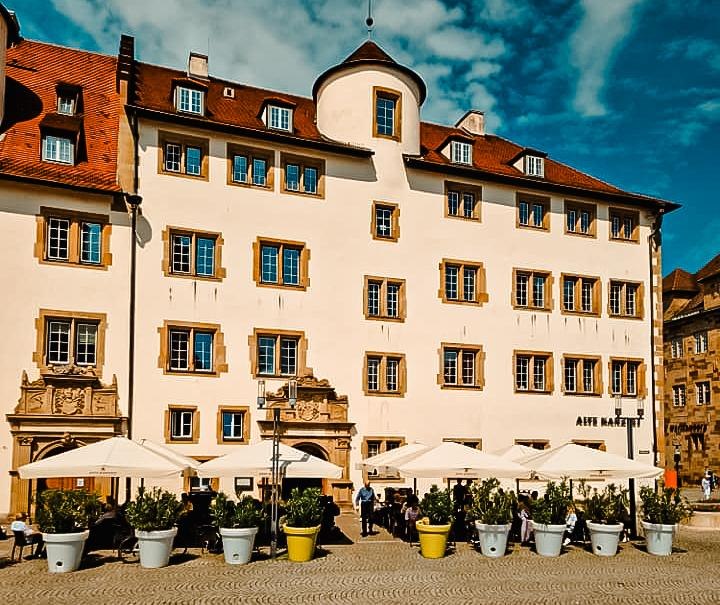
(516, 192, 551, 231)
(608, 279, 645, 320)
(608, 207, 640, 243)
(561, 354, 603, 396)
(248, 328, 309, 379)
(363, 351, 407, 397)
(363, 275, 407, 322)
(607, 357, 647, 398)
(371, 200, 400, 242)
(165, 404, 200, 444)
(252, 236, 311, 291)
(513, 350, 554, 394)
(373, 86, 402, 141)
(437, 342, 486, 390)
(560, 273, 601, 317)
(439, 258, 489, 306)
(216, 405, 251, 444)
(279, 152, 326, 198)
(511, 267, 554, 312)
(225, 142, 275, 190)
(157, 130, 210, 181)
(35, 207, 112, 270)
(361, 436, 406, 481)
(157, 320, 228, 377)
(33, 309, 108, 377)
(444, 180, 482, 222)
(161, 226, 226, 282)
(564, 199, 597, 238)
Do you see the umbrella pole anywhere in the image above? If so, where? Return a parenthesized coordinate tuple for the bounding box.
(516, 478, 520, 494)
(27, 479, 33, 519)
(413, 478, 417, 495)
(270, 407, 280, 560)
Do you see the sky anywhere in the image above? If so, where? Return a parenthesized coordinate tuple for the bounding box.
(13, 0, 720, 275)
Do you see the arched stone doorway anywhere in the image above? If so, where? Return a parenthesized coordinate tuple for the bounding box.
(259, 376, 355, 509)
(281, 442, 327, 499)
(7, 369, 124, 516)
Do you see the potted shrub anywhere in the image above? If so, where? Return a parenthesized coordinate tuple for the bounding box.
(416, 485, 453, 559)
(282, 487, 322, 562)
(581, 483, 628, 557)
(639, 486, 692, 556)
(530, 480, 573, 557)
(36, 488, 102, 573)
(125, 487, 183, 568)
(210, 492, 263, 565)
(468, 478, 514, 558)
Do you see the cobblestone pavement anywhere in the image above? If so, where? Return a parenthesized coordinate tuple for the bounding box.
(1, 516, 719, 605)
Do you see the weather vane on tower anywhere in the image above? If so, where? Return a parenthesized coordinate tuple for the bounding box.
(366, 0, 375, 39)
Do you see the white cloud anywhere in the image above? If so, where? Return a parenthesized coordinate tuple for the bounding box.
(477, 0, 531, 25)
(47, 0, 509, 131)
(568, 0, 646, 117)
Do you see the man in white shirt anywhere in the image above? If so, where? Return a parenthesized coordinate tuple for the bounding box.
(10, 513, 43, 557)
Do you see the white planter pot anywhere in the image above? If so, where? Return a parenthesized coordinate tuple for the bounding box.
(219, 527, 258, 565)
(474, 522, 511, 558)
(42, 530, 89, 573)
(642, 521, 675, 556)
(530, 521, 565, 557)
(135, 527, 178, 569)
(587, 521, 623, 557)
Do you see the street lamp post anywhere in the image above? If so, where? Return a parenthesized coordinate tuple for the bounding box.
(614, 395, 645, 538)
(257, 379, 297, 559)
(124, 193, 142, 503)
(674, 443, 682, 489)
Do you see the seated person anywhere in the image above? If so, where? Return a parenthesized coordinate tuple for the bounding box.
(563, 506, 578, 546)
(404, 501, 421, 542)
(10, 513, 43, 557)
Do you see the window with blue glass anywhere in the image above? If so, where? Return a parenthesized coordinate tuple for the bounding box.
(80, 222, 102, 264)
(195, 237, 215, 276)
(518, 197, 549, 230)
(193, 331, 214, 371)
(222, 410, 246, 441)
(169, 230, 220, 279)
(303, 167, 317, 194)
(232, 155, 248, 183)
(256, 333, 299, 376)
(253, 158, 267, 186)
(257, 239, 306, 288)
(281, 154, 323, 196)
(185, 146, 202, 176)
(160, 133, 207, 177)
(285, 164, 300, 191)
(374, 88, 400, 139)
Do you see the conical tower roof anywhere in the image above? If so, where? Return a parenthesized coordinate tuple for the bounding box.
(313, 40, 426, 104)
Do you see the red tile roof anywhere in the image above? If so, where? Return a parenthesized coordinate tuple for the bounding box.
(0, 40, 121, 193)
(663, 268, 698, 293)
(343, 40, 397, 64)
(696, 253, 720, 282)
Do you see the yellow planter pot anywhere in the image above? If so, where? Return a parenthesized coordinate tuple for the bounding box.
(284, 525, 321, 562)
(416, 521, 451, 559)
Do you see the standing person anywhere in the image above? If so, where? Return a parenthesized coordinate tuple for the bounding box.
(355, 480, 377, 537)
(702, 474, 712, 501)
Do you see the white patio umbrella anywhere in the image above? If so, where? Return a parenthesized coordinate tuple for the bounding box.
(520, 442, 664, 480)
(492, 444, 542, 462)
(138, 438, 201, 474)
(397, 442, 528, 479)
(357, 442, 431, 473)
(196, 440, 343, 479)
(18, 436, 189, 479)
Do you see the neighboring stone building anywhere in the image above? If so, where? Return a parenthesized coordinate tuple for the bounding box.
(663, 254, 720, 484)
(0, 2, 678, 516)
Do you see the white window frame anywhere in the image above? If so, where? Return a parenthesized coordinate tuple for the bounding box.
(695, 332, 708, 354)
(268, 105, 293, 132)
(672, 384, 686, 407)
(57, 96, 75, 115)
(525, 155, 545, 177)
(450, 141, 472, 165)
(170, 409, 194, 439)
(42, 135, 74, 165)
(696, 381, 711, 405)
(176, 86, 204, 115)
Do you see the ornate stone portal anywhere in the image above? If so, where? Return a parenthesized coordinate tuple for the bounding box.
(258, 375, 355, 509)
(6, 367, 125, 515)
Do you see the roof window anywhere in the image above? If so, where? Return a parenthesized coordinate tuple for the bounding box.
(450, 140, 472, 165)
(525, 155, 544, 178)
(176, 86, 204, 115)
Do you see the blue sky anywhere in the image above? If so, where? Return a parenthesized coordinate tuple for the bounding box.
(14, 0, 719, 275)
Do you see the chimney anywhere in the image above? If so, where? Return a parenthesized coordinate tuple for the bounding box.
(455, 110, 485, 136)
(188, 52, 208, 80)
(116, 34, 134, 97)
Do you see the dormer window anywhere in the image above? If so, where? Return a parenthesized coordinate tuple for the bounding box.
(42, 135, 74, 165)
(268, 105, 292, 131)
(176, 86, 204, 115)
(525, 155, 544, 177)
(450, 141, 472, 165)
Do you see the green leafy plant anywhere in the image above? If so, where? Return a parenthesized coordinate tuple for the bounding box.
(532, 480, 573, 525)
(580, 483, 628, 525)
(419, 485, 454, 526)
(125, 487, 183, 532)
(35, 489, 103, 534)
(468, 478, 515, 525)
(284, 487, 322, 528)
(210, 492, 264, 529)
(640, 486, 692, 525)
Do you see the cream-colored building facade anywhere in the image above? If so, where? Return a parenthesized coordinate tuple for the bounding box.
(0, 10, 676, 515)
